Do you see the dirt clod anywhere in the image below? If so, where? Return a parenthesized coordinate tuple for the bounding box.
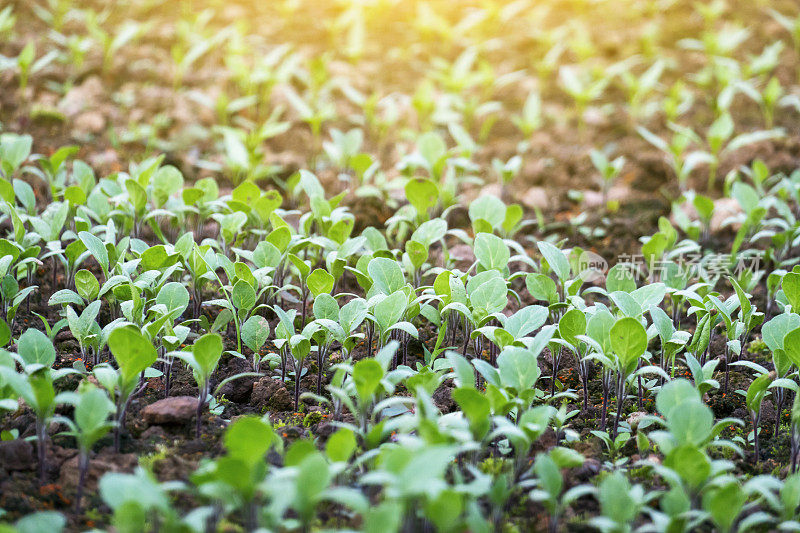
(142, 396, 198, 426)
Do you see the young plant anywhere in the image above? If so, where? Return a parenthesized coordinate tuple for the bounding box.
(0, 329, 63, 484)
(191, 416, 279, 530)
(56, 384, 115, 512)
(590, 471, 647, 533)
(240, 315, 271, 373)
(528, 450, 593, 533)
(609, 316, 648, 437)
(98, 326, 158, 451)
(511, 90, 543, 142)
(558, 65, 610, 132)
(174, 333, 223, 438)
(739, 368, 774, 463)
(492, 155, 522, 200)
(15, 42, 57, 91)
(701, 113, 785, 191)
(589, 148, 625, 210)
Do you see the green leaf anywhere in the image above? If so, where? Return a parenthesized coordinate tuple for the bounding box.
(641, 233, 668, 265)
(313, 293, 339, 322)
(667, 400, 713, 447)
(231, 181, 261, 206)
(156, 282, 189, 316)
(353, 358, 383, 402)
(373, 291, 407, 334)
(762, 314, 800, 353)
(534, 453, 563, 499)
(656, 379, 700, 416)
(125, 179, 147, 212)
(410, 219, 447, 247)
(497, 346, 541, 391)
(559, 308, 586, 347)
(74, 269, 99, 302)
(474, 233, 509, 271)
(784, 272, 800, 312)
(468, 274, 507, 317)
(326, 428, 357, 462)
(289, 254, 311, 281)
(151, 165, 184, 207)
(241, 315, 270, 354)
(192, 333, 223, 379)
(15, 511, 66, 533)
(405, 240, 428, 270)
(0, 319, 10, 347)
(78, 232, 109, 271)
(253, 191, 283, 223)
(418, 131, 447, 170)
(424, 489, 464, 532)
(108, 326, 157, 386)
(746, 372, 773, 413)
(307, 268, 334, 297)
(504, 306, 548, 339)
(73, 386, 115, 448)
(526, 273, 558, 303)
(17, 328, 55, 368)
(231, 280, 256, 313)
(538, 241, 570, 282)
(780, 327, 800, 371)
(610, 317, 647, 372)
(452, 387, 490, 428)
(598, 471, 637, 524)
(368, 257, 404, 295)
(0, 134, 32, 173)
(224, 416, 275, 467)
(702, 480, 745, 533)
(289, 334, 311, 361)
(468, 196, 506, 230)
(664, 444, 710, 490)
(252, 241, 281, 269)
(503, 204, 523, 234)
(405, 178, 438, 216)
(630, 283, 666, 310)
(605, 264, 636, 293)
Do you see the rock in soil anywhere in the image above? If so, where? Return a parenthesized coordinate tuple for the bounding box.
(449, 244, 476, 266)
(251, 377, 294, 412)
(142, 396, 198, 426)
(521, 186, 549, 210)
(626, 411, 648, 430)
(0, 439, 35, 471)
(73, 111, 106, 136)
(670, 196, 743, 233)
(574, 458, 601, 481)
(216, 358, 258, 403)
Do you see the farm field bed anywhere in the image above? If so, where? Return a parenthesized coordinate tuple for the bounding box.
(2, 0, 800, 531)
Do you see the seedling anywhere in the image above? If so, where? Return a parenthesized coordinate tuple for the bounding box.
(174, 333, 223, 438)
(100, 325, 158, 451)
(56, 384, 115, 512)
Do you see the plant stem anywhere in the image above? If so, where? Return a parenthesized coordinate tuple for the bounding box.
(293, 357, 302, 411)
(316, 345, 326, 395)
(75, 450, 88, 513)
(612, 373, 625, 439)
(36, 418, 47, 485)
(196, 386, 207, 439)
(752, 410, 761, 464)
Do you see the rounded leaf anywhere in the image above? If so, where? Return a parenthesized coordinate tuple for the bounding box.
(241, 315, 270, 353)
(610, 317, 647, 371)
(17, 328, 56, 368)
